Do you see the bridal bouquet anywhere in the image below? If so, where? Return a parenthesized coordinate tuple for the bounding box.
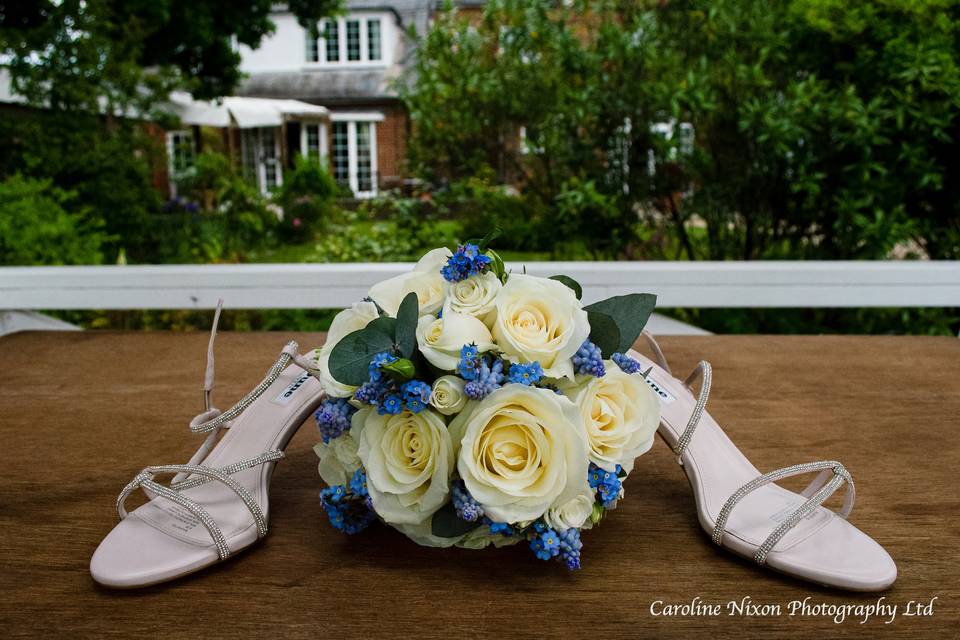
(312, 240, 661, 570)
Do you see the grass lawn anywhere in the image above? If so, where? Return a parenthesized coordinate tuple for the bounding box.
(250, 219, 551, 264)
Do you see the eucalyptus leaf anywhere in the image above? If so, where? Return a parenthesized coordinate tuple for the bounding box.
(587, 311, 620, 357)
(395, 292, 419, 358)
(328, 326, 396, 386)
(366, 314, 397, 339)
(584, 293, 657, 355)
(549, 274, 582, 300)
(430, 502, 482, 538)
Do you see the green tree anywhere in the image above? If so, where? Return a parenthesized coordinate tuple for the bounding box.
(0, 0, 341, 113)
(401, 0, 960, 261)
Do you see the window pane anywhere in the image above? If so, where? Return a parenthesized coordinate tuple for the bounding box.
(325, 20, 339, 62)
(356, 122, 373, 192)
(261, 128, 279, 191)
(367, 19, 381, 61)
(305, 124, 321, 161)
(332, 122, 350, 186)
(170, 132, 194, 174)
(346, 20, 360, 61)
(306, 24, 319, 62)
(241, 130, 257, 185)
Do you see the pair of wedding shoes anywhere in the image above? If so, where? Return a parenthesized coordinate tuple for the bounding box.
(90, 312, 895, 590)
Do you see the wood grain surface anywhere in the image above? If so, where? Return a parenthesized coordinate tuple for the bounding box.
(0, 331, 957, 639)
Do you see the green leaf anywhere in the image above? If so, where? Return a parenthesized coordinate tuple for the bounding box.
(549, 274, 582, 300)
(366, 314, 397, 338)
(465, 227, 501, 251)
(486, 248, 506, 283)
(381, 357, 415, 382)
(395, 292, 419, 358)
(591, 502, 605, 525)
(587, 311, 620, 357)
(584, 293, 657, 355)
(430, 502, 482, 538)
(328, 325, 396, 386)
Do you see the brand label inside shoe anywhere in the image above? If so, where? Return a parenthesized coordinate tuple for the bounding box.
(272, 371, 311, 406)
(644, 375, 677, 404)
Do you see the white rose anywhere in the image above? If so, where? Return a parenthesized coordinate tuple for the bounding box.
(492, 274, 590, 380)
(416, 310, 496, 371)
(429, 375, 468, 415)
(313, 433, 361, 487)
(367, 247, 451, 315)
(449, 385, 590, 524)
(544, 486, 595, 530)
(353, 406, 454, 525)
(315, 301, 380, 397)
(443, 271, 501, 326)
(567, 364, 660, 474)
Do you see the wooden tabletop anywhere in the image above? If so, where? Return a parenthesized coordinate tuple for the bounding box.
(0, 331, 957, 639)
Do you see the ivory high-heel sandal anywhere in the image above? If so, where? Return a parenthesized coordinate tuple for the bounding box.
(628, 332, 897, 591)
(90, 303, 325, 588)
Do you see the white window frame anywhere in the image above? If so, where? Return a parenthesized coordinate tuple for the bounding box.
(240, 127, 283, 196)
(299, 122, 329, 163)
(307, 13, 390, 68)
(165, 129, 195, 198)
(329, 113, 383, 199)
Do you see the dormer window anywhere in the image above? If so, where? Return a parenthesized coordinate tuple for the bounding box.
(306, 14, 389, 66)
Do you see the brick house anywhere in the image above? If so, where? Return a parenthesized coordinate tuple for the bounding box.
(227, 1, 444, 198)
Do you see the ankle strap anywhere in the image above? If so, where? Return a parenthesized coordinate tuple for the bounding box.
(639, 330, 672, 374)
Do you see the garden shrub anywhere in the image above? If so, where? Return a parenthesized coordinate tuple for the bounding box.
(0, 175, 106, 265)
(274, 156, 338, 239)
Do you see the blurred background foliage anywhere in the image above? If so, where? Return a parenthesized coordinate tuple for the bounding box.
(2, 0, 959, 335)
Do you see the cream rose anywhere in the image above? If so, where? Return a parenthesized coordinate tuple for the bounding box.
(429, 375, 468, 416)
(567, 364, 660, 474)
(492, 274, 590, 380)
(544, 485, 595, 530)
(416, 310, 496, 371)
(315, 301, 380, 397)
(313, 433, 361, 487)
(449, 385, 590, 524)
(367, 247, 451, 315)
(354, 406, 454, 525)
(443, 271, 501, 326)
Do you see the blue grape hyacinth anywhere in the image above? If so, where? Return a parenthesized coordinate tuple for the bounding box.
(612, 352, 642, 374)
(315, 397, 356, 443)
(558, 528, 582, 570)
(451, 479, 484, 522)
(573, 339, 606, 377)
(464, 358, 504, 400)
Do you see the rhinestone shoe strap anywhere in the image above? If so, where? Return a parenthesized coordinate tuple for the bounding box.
(115, 453, 284, 559)
(672, 361, 712, 462)
(711, 461, 855, 564)
(117, 472, 231, 559)
(189, 344, 298, 434)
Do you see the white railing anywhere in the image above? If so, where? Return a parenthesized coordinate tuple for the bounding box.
(1, 261, 959, 309)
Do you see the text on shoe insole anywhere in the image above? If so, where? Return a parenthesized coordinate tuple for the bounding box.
(644, 375, 677, 404)
(272, 371, 311, 406)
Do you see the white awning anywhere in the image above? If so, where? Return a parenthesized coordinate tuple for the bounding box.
(166, 92, 329, 128)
